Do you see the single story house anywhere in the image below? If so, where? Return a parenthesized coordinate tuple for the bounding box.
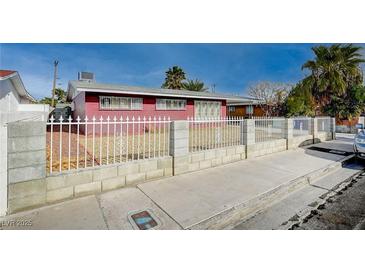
(227, 99, 265, 118)
(66, 73, 255, 121)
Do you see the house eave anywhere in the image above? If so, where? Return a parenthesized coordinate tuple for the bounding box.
(74, 87, 252, 102)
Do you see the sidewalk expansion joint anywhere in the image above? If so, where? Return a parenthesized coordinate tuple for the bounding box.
(136, 186, 185, 230)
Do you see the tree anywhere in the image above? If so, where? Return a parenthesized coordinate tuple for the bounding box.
(285, 82, 316, 117)
(38, 97, 53, 105)
(182, 79, 208, 92)
(301, 44, 365, 116)
(161, 66, 186, 90)
(39, 88, 67, 106)
(248, 81, 292, 116)
(323, 85, 365, 120)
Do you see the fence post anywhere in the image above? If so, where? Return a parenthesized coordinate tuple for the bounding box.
(311, 118, 318, 143)
(169, 120, 189, 175)
(241, 119, 255, 158)
(331, 117, 336, 140)
(7, 120, 47, 213)
(284, 118, 293, 150)
(0, 119, 8, 216)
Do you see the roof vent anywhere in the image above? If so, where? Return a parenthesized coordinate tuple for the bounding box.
(78, 72, 95, 82)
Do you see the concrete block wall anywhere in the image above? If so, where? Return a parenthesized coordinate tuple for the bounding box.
(7, 121, 47, 213)
(246, 139, 287, 158)
(5, 118, 336, 214)
(7, 157, 172, 213)
(174, 146, 246, 176)
(316, 132, 333, 142)
(292, 135, 314, 148)
(7, 121, 47, 184)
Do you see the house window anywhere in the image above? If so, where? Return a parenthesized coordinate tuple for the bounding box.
(156, 99, 186, 110)
(246, 105, 253, 115)
(228, 106, 236, 112)
(99, 96, 143, 110)
(194, 101, 221, 119)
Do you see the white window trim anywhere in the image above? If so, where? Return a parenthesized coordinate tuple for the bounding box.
(194, 100, 222, 119)
(156, 98, 187, 111)
(246, 105, 253, 115)
(99, 96, 143, 110)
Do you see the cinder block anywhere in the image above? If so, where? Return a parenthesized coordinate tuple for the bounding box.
(157, 157, 172, 169)
(222, 155, 233, 164)
(199, 159, 212, 169)
(174, 165, 189, 175)
(93, 166, 118, 181)
(65, 170, 93, 186)
(204, 150, 216, 160)
(8, 194, 46, 213)
(8, 121, 46, 137)
(172, 138, 189, 150)
(74, 181, 101, 197)
(226, 147, 236, 155)
(46, 186, 74, 203)
(215, 149, 226, 157)
(8, 179, 46, 199)
(8, 150, 46, 169)
(235, 146, 245, 154)
(8, 136, 46, 153)
(8, 165, 46, 184)
(231, 154, 241, 162)
(139, 159, 158, 172)
(171, 121, 189, 130)
(188, 162, 200, 172)
(191, 152, 205, 162)
(164, 167, 173, 177)
(118, 162, 140, 176)
(146, 169, 164, 180)
(126, 173, 146, 185)
(171, 147, 189, 156)
(101, 176, 126, 191)
(211, 158, 222, 167)
(46, 175, 67, 190)
(174, 155, 190, 167)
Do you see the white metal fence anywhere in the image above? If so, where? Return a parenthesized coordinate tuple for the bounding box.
(188, 117, 242, 152)
(293, 117, 311, 136)
(317, 116, 332, 132)
(254, 117, 286, 143)
(47, 116, 171, 174)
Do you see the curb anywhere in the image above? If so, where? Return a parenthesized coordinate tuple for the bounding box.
(186, 154, 354, 230)
(282, 163, 364, 230)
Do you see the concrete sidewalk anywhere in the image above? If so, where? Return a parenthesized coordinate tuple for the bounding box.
(0, 137, 355, 230)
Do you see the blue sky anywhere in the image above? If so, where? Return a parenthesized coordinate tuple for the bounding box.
(1, 43, 364, 100)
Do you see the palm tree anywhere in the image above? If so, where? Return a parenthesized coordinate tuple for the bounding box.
(161, 66, 186, 90)
(302, 44, 364, 109)
(182, 79, 208, 92)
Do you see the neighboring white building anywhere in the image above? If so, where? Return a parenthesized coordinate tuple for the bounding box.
(0, 70, 49, 121)
(0, 70, 50, 216)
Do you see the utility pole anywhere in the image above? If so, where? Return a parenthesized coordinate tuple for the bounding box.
(51, 60, 59, 108)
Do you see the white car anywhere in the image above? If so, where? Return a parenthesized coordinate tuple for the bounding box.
(354, 124, 365, 159)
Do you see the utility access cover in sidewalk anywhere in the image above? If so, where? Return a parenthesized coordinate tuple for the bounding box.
(127, 209, 161, 230)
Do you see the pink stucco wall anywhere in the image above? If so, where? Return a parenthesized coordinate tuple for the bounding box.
(83, 92, 227, 120)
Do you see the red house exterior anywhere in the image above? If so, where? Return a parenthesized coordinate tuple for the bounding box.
(67, 80, 253, 122)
